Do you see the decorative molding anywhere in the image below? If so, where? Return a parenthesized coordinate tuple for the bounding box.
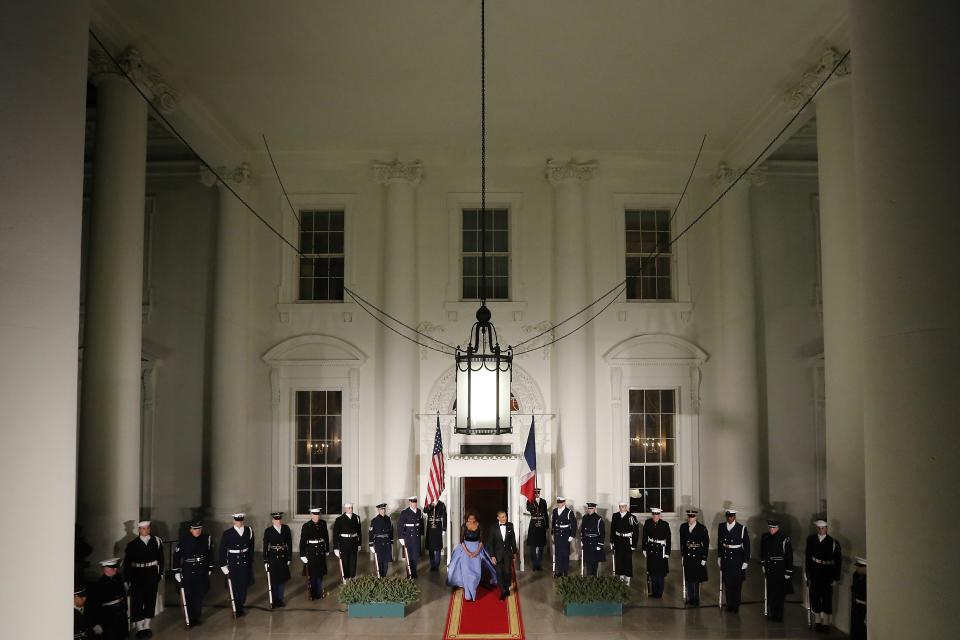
(262, 334, 367, 367)
(371, 159, 424, 186)
(415, 322, 446, 360)
(200, 162, 252, 189)
(448, 454, 519, 462)
(603, 333, 709, 367)
(713, 161, 767, 189)
(88, 47, 179, 114)
(786, 47, 851, 112)
(517, 321, 554, 360)
(544, 158, 598, 185)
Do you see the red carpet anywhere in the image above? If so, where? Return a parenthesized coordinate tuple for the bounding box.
(443, 578, 524, 640)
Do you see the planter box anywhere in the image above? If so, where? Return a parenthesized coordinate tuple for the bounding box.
(347, 602, 406, 618)
(563, 601, 623, 617)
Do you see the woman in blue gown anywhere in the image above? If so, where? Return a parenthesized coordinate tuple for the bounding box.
(447, 512, 497, 601)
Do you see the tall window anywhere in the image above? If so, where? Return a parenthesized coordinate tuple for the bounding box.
(295, 390, 343, 515)
(628, 389, 676, 513)
(625, 209, 672, 301)
(462, 208, 509, 300)
(298, 209, 344, 301)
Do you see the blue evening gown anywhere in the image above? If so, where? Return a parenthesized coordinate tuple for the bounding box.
(447, 526, 497, 601)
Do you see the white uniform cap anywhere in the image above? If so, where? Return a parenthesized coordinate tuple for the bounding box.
(813, 519, 828, 528)
(343, 502, 353, 509)
(137, 520, 151, 528)
(650, 507, 663, 514)
(99, 558, 121, 567)
(556, 496, 566, 502)
(232, 512, 245, 520)
(309, 507, 322, 514)
(724, 508, 738, 515)
(408, 496, 418, 502)
(855, 556, 867, 566)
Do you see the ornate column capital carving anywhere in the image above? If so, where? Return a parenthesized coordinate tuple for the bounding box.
(88, 47, 179, 114)
(371, 159, 424, 186)
(786, 47, 851, 111)
(713, 162, 767, 189)
(200, 163, 252, 190)
(544, 158, 598, 186)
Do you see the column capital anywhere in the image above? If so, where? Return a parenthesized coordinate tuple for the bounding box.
(88, 46, 179, 114)
(371, 159, 424, 186)
(786, 47, 851, 111)
(544, 158, 598, 186)
(200, 163, 252, 190)
(714, 162, 767, 189)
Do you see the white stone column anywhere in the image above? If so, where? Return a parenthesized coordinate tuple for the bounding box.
(546, 159, 597, 504)
(373, 160, 423, 502)
(0, 2, 88, 634)
(809, 49, 864, 632)
(714, 164, 763, 520)
(79, 47, 177, 560)
(851, 2, 960, 636)
(205, 164, 252, 521)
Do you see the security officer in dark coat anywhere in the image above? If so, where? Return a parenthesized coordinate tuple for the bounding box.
(850, 556, 867, 640)
(263, 511, 292, 608)
(551, 496, 577, 576)
(298, 507, 329, 598)
(397, 496, 424, 579)
(172, 521, 213, 628)
(218, 513, 255, 617)
(524, 488, 549, 570)
(332, 502, 362, 579)
(123, 520, 163, 638)
(642, 507, 671, 597)
(90, 558, 128, 639)
(760, 520, 794, 622)
(580, 502, 606, 576)
(610, 500, 639, 584)
(369, 502, 394, 577)
(425, 499, 447, 571)
(805, 519, 842, 633)
(74, 586, 95, 640)
(679, 509, 709, 605)
(717, 508, 750, 613)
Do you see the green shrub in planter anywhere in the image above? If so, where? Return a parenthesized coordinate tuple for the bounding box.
(337, 575, 421, 605)
(554, 575, 631, 604)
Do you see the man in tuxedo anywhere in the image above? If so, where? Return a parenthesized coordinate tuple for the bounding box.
(487, 510, 518, 600)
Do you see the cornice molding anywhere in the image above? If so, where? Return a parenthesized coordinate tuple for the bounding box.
(786, 47, 851, 112)
(88, 47, 179, 114)
(713, 162, 768, 189)
(544, 158, 598, 186)
(371, 159, 424, 186)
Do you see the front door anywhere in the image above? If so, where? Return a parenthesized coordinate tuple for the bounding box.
(462, 477, 508, 539)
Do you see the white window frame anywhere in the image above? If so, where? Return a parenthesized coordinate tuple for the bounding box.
(459, 206, 511, 302)
(292, 389, 345, 517)
(626, 387, 680, 513)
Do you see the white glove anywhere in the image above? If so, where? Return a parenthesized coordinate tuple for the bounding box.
(741, 562, 748, 570)
(718, 558, 722, 567)
(400, 539, 406, 547)
(568, 536, 573, 543)
(300, 556, 308, 563)
(174, 572, 182, 583)
(287, 561, 291, 566)
(220, 566, 229, 575)
(643, 551, 648, 558)
(92, 624, 103, 635)
(610, 543, 615, 550)
(124, 582, 131, 590)
(701, 560, 706, 566)
(334, 549, 341, 558)
(264, 563, 270, 572)
(631, 547, 636, 552)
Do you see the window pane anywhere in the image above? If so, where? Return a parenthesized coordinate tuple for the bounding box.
(493, 230, 508, 252)
(655, 209, 671, 231)
(625, 210, 641, 230)
(314, 278, 330, 301)
(493, 209, 507, 229)
(640, 212, 657, 231)
(327, 467, 342, 490)
(629, 465, 643, 487)
(312, 467, 326, 489)
(625, 231, 643, 254)
(300, 211, 314, 232)
(493, 278, 508, 300)
(644, 414, 658, 439)
(300, 232, 314, 254)
(661, 439, 676, 463)
(462, 277, 477, 300)
(326, 491, 342, 516)
(310, 442, 324, 465)
(661, 414, 674, 439)
(329, 278, 344, 301)
(297, 491, 310, 515)
(329, 210, 344, 231)
(625, 257, 644, 278)
(299, 278, 313, 301)
(327, 440, 342, 465)
(463, 256, 478, 277)
(647, 442, 662, 463)
(309, 415, 324, 440)
(645, 466, 660, 487)
(660, 489, 675, 513)
(630, 442, 643, 464)
(330, 257, 344, 278)
(628, 414, 642, 439)
(296, 441, 309, 465)
(629, 389, 642, 414)
(297, 467, 310, 490)
(310, 391, 326, 415)
(326, 390, 341, 415)
(660, 465, 675, 488)
(297, 416, 310, 439)
(329, 231, 344, 253)
(661, 390, 675, 413)
(463, 209, 477, 230)
(463, 230, 478, 252)
(296, 391, 310, 415)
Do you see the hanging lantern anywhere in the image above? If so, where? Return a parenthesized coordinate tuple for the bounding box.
(455, 304, 512, 435)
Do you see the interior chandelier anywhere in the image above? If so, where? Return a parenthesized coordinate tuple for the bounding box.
(455, 0, 513, 436)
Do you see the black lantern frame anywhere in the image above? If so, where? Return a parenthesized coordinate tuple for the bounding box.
(455, 304, 513, 435)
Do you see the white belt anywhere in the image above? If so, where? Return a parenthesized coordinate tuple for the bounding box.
(228, 548, 249, 554)
(307, 540, 321, 544)
(616, 532, 633, 537)
(101, 598, 121, 606)
(132, 561, 158, 567)
(855, 598, 867, 605)
(404, 524, 417, 527)
(557, 524, 570, 528)
(652, 539, 667, 545)
(340, 533, 358, 537)
(724, 544, 742, 549)
(813, 558, 834, 565)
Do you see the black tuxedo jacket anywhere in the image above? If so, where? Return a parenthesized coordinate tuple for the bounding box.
(487, 521, 517, 561)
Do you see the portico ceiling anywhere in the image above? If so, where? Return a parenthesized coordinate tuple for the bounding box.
(92, 0, 847, 156)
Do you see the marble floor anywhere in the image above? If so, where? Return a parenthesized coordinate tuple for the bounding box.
(148, 555, 845, 639)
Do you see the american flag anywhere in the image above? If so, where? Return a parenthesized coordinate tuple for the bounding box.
(425, 414, 445, 505)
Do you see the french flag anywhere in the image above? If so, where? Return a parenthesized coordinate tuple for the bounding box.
(519, 416, 537, 502)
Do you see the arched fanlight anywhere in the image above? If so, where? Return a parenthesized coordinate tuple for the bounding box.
(455, 305, 512, 435)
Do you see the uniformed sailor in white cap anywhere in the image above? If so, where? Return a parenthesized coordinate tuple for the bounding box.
(850, 556, 867, 640)
(680, 509, 709, 604)
(551, 496, 577, 576)
(74, 584, 95, 639)
(89, 557, 126, 637)
(218, 513, 255, 616)
(610, 500, 639, 584)
(299, 507, 329, 599)
(805, 519, 842, 633)
(642, 507, 671, 597)
(524, 488, 549, 570)
(333, 503, 362, 578)
(397, 496, 424, 579)
(263, 511, 292, 608)
(369, 502, 394, 577)
(123, 520, 163, 637)
(580, 501, 605, 576)
(717, 508, 750, 613)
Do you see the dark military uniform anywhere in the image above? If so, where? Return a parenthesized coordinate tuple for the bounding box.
(642, 518, 671, 597)
(580, 510, 606, 576)
(333, 511, 362, 578)
(425, 501, 447, 571)
(718, 519, 750, 612)
(74, 605, 95, 640)
(299, 517, 329, 598)
(610, 509, 640, 579)
(218, 524, 255, 615)
(369, 511, 394, 577)
(805, 533, 842, 622)
(525, 497, 549, 570)
(679, 520, 709, 605)
(760, 527, 794, 622)
(89, 573, 128, 639)
(551, 505, 577, 576)
(172, 528, 213, 626)
(123, 534, 163, 631)
(397, 506, 424, 578)
(263, 522, 293, 607)
(850, 567, 867, 640)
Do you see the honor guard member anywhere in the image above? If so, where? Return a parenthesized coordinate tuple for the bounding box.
(299, 507, 329, 599)
(425, 499, 447, 571)
(398, 496, 425, 578)
(850, 557, 867, 640)
(369, 503, 394, 577)
(333, 503, 362, 579)
(717, 508, 750, 613)
(90, 558, 128, 639)
(74, 585, 95, 640)
(580, 502, 606, 576)
(679, 509, 709, 605)
(263, 512, 293, 608)
(218, 513, 255, 617)
(551, 496, 577, 576)
(525, 488, 549, 570)
(610, 500, 640, 584)
(172, 521, 213, 628)
(123, 520, 163, 638)
(760, 520, 794, 622)
(642, 507, 671, 597)
(805, 519, 842, 633)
